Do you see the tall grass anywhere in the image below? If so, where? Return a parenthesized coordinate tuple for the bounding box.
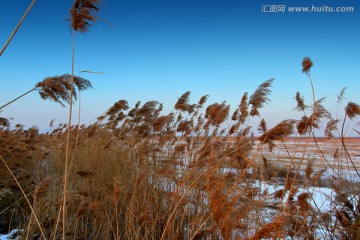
(1, 57, 359, 238)
(0, 2, 359, 238)
(63, 1, 101, 238)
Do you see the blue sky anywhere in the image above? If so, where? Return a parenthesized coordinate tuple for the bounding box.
(1, 0, 359, 134)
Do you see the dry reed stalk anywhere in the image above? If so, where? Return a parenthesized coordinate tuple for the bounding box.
(301, 57, 313, 74)
(0, 0, 37, 57)
(62, 1, 101, 238)
(340, 102, 360, 178)
(159, 165, 216, 240)
(301, 57, 317, 138)
(0, 74, 92, 110)
(0, 155, 46, 239)
(36, 74, 92, 106)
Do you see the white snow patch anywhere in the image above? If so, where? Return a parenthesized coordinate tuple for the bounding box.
(0, 229, 23, 240)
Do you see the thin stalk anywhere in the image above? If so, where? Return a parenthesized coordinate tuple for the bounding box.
(0, 0, 37, 57)
(308, 72, 349, 184)
(308, 73, 316, 131)
(62, 30, 76, 239)
(341, 114, 360, 178)
(0, 156, 46, 239)
(0, 88, 36, 110)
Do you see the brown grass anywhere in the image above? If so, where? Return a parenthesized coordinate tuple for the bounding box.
(2, 87, 358, 238)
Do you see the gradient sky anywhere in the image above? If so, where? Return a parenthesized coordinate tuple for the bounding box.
(1, 0, 359, 134)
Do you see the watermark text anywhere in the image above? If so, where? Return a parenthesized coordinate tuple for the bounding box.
(261, 5, 355, 13)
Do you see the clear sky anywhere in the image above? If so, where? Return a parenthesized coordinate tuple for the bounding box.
(1, 0, 359, 134)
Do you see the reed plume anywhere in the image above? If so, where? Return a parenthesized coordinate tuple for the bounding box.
(0, 117, 10, 127)
(153, 114, 173, 131)
(177, 120, 192, 134)
(297, 192, 312, 212)
(154, 103, 164, 117)
(128, 101, 141, 118)
(301, 57, 313, 74)
(345, 102, 360, 120)
(70, 0, 100, 33)
(175, 91, 192, 112)
(134, 101, 161, 126)
(293, 92, 308, 112)
(337, 87, 346, 104)
(205, 102, 230, 127)
(231, 108, 239, 121)
(36, 74, 92, 106)
(0, 74, 92, 110)
(336, 87, 346, 120)
(297, 98, 330, 135)
(258, 119, 295, 151)
(105, 100, 129, 116)
(251, 216, 285, 239)
(305, 159, 314, 179)
(258, 118, 267, 134)
(198, 94, 209, 107)
(249, 79, 273, 117)
(324, 118, 339, 139)
(239, 92, 249, 124)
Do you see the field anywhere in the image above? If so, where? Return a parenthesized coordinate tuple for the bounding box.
(1, 1, 360, 239)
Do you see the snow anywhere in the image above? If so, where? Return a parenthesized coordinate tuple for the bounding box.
(0, 230, 22, 240)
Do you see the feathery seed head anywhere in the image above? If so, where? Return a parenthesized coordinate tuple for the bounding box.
(70, 0, 100, 33)
(345, 102, 360, 120)
(35, 74, 92, 107)
(302, 57, 313, 74)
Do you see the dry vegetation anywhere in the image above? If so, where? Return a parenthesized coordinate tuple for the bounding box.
(1, 74, 360, 239)
(1, 1, 360, 239)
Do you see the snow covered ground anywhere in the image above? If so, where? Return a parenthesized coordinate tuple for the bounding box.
(0, 230, 22, 240)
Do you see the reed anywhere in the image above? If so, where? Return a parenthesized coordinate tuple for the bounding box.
(1, 18, 360, 238)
